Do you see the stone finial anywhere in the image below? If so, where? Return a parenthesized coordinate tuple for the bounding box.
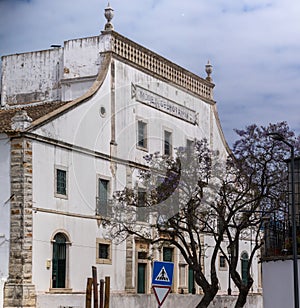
(104, 2, 114, 31)
(11, 109, 32, 131)
(205, 60, 213, 82)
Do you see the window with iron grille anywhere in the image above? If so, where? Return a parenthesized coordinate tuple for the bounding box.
(55, 168, 67, 197)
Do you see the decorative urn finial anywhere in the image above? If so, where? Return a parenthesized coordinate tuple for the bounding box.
(205, 60, 213, 82)
(104, 2, 114, 31)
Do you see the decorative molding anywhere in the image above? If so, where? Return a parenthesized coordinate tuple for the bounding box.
(110, 32, 214, 101)
(132, 84, 197, 125)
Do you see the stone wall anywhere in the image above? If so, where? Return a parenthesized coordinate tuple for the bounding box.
(4, 137, 36, 308)
(35, 293, 263, 308)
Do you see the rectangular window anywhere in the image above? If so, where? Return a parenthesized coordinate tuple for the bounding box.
(219, 255, 227, 270)
(137, 189, 148, 222)
(96, 178, 110, 216)
(137, 120, 147, 150)
(55, 167, 68, 198)
(164, 130, 172, 156)
(163, 247, 173, 262)
(179, 264, 187, 287)
(96, 238, 112, 264)
(186, 139, 194, 158)
(99, 244, 109, 259)
(137, 263, 147, 293)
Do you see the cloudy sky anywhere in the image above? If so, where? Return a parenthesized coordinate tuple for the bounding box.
(0, 0, 299, 146)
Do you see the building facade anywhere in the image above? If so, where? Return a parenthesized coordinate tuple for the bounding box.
(0, 5, 262, 307)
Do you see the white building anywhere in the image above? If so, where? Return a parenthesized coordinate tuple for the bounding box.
(0, 4, 262, 308)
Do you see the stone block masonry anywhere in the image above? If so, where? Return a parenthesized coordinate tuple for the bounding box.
(4, 137, 36, 308)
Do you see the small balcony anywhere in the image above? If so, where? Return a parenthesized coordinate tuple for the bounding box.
(95, 197, 112, 217)
(262, 215, 300, 259)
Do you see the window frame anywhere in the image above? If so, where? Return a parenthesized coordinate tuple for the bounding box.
(96, 238, 112, 265)
(219, 255, 227, 271)
(163, 246, 174, 262)
(163, 129, 173, 156)
(50, 231, 72, 292)
(241, 251, 249, 285)
(136, 188, 148, 223)
(54, 166, 68, 199)
(179, 263, 187, 288)
(96, 176, 111, 217)
(137, 119, 148, 151)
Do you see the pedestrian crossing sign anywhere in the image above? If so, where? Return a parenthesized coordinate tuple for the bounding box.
(152, 261, 174, 287)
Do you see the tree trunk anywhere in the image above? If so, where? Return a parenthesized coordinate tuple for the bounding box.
(195, 287, 218, 308)
(234, 287, 250, 308)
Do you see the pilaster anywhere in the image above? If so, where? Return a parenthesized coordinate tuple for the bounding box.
(4, 137, 36, 308)
(125, 236, 135, 293)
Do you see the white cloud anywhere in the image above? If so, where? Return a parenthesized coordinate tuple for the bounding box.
(0, 0, 299, 145)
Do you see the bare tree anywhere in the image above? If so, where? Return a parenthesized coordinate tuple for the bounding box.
(221, 122, 300, 307)
(106, 122, 300, 308)
(109, 139, 224, 308)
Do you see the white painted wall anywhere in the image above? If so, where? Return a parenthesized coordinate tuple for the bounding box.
(204, 235, 261, 295)
(1, 27, 261, 305)
(31, 138, 127, 292)
(262, 259, 300, 308)
(28, 48, 261, 300)
(63, 36, 100, 79)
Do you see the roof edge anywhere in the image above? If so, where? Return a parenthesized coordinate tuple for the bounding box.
(26, 52, 112, 132)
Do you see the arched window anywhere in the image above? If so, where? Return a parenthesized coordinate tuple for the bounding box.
(241, 252, 249, 286)
(52, 233, 67, 288)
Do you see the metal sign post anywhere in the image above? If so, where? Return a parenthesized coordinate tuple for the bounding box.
(152, 261, 174, 307)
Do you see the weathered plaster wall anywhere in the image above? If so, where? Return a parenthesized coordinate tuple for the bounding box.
(1, 35, 110, 106)
(63, 36, 100, 79)
(1, 48, 63, 106)
(35, 293, 263, 308)
(34, 57, 227, 161)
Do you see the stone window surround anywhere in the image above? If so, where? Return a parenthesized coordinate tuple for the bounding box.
(96, 238, 112, 265)
(135, 240, 150, 294)
(160, 244, 177, 292)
